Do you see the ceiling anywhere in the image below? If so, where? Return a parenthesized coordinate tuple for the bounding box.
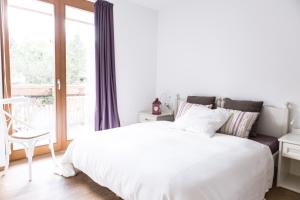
(126, 0, 173, 10)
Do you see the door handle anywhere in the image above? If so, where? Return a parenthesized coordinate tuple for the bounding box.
(57, 79, 61, 90)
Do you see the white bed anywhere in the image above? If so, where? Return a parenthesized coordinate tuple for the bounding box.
(61, 121, 274, 200)
(60, 100, 290, 200)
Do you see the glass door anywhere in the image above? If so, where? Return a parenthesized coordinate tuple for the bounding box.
(6, 0, 58, 159)
(65, 6, 95, 141)
(2, 0, 95, 160)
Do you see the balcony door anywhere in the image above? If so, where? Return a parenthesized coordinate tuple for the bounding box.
(1, 0, 94, 160)
(65, 5, 95, 141)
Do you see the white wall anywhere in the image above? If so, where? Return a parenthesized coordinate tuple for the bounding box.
(113, 0, 158, 125)
(156, 0, 300, 125)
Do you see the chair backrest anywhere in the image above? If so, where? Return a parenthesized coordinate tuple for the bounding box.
(0, 97, 31, 135)
(0, 107, 9, 139)
(0, 97, 30, 105)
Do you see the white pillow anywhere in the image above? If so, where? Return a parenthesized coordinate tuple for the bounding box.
(218, 108, 259, 138)
(176, 100, 212, 119)
(173, 106, 231, 137)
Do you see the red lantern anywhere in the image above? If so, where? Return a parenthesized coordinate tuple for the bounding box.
(152, 98, 161, 115)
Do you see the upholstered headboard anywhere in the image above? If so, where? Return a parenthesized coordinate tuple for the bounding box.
(255, 104, 290, 138)
(175, 95, 291, 138)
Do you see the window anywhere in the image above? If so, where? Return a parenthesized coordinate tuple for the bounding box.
(7, 0, 56, 150)
(1, 0, 95, 160)
(66, 6, 95, 140)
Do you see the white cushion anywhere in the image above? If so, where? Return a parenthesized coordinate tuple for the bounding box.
(176, 100, 212, 119)
(219, 108, 259, 138)
(173, 106, 231, 137)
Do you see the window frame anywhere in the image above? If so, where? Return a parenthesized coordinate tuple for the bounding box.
(1, 0, 94, 161)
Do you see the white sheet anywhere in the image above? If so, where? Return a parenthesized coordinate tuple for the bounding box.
(60, 121, 274, 200)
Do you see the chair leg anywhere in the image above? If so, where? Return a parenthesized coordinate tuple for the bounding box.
(48, 139, 57, 166)
(25, 142, 35, 182)
(3, 141, 11, 176)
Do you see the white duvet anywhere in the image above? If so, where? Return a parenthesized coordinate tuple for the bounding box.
(60, 121, 273, 200)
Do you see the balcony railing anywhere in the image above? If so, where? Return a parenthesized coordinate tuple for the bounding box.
(11, 84, 90, 135)
(12, 84, 86, 96)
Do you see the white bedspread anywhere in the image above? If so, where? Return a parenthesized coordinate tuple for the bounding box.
(60, 121, 273, 200)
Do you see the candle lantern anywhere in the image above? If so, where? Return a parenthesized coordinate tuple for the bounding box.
(152, 98, 161, 115)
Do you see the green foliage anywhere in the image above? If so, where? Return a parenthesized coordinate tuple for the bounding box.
(9, 33, 88, 85)
(9, 34, 88, 105)
(10, 38, 54, 84)
(66, 34, 88, 85)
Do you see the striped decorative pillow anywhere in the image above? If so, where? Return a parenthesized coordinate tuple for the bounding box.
(176, 101, 212, 120)
(219, 109, 259, 138)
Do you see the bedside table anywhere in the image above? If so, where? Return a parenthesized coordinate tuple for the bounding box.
(277, 133, 300, 193)
(138, 111, 174, 123)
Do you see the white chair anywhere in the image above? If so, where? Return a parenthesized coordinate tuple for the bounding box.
(0, 97, 57, 181)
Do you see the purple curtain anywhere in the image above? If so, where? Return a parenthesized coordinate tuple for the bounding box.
(94, 0, 120, 131)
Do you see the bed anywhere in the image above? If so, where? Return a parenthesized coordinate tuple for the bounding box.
(249, 134, 279, 155)
(59, 98, 290, 200)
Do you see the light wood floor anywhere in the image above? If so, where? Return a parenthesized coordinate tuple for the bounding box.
(1, 154, 300, 200)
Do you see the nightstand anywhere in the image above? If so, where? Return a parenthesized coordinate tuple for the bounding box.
(277, 133, 300, 193)
(138, 111, 174, 123)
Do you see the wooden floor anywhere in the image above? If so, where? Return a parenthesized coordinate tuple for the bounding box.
(0, 154, 300, 200)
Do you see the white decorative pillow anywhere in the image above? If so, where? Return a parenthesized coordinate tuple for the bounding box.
(219, 108, 259, 138)
(176, 101, 212, 119)
(173, 106, 231, 137)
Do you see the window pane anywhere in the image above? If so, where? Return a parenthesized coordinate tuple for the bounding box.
(7, 0, 56, 149)
(66, 6, 95, 140)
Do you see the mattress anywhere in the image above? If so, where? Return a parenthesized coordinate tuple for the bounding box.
(60, 121, 274, 200)
(249, 134, 279, 154)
